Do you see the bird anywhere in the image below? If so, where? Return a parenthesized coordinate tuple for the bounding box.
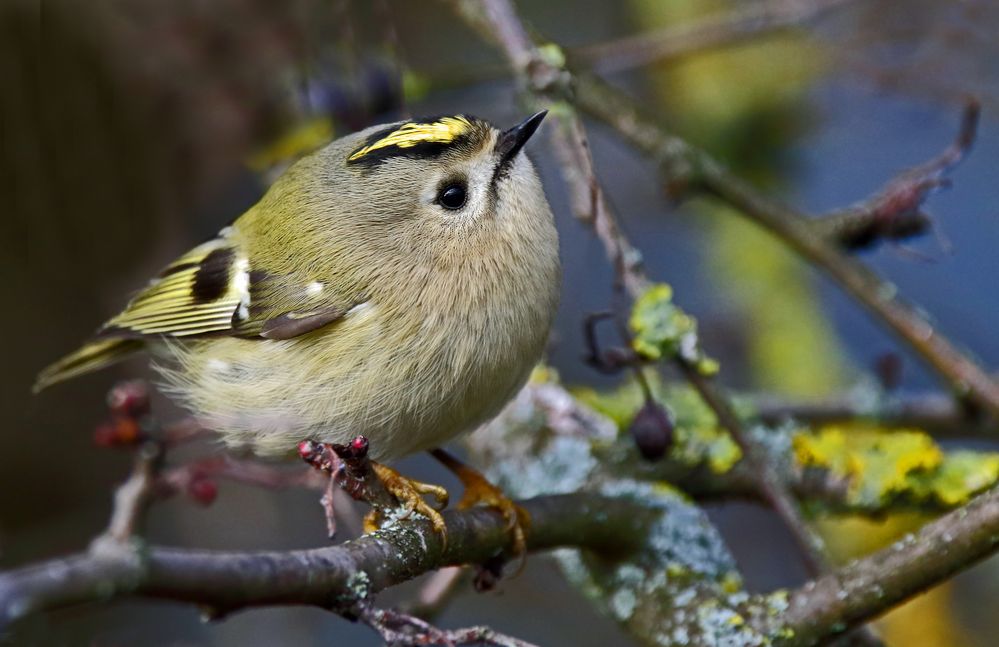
(35, 111, 560, 551)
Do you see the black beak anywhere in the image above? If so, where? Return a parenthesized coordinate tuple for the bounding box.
(495, 110, 547, 165)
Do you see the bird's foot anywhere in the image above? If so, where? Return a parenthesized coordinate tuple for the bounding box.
(431, 449, 529, 560)
(366, 463, 450, 543)
(299, 437, 449, 546)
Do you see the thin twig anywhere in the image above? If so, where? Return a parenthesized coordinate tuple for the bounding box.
(403, 566, 468, 620)
(813, 101, 980, 251)
(360, 605, 539, 647)
(573, 0, 857, 75)
(103, 443, 162, 544)
(572, 72, 999, 420)
(679, 365, 830, 573)
(751, 389, 992, 438)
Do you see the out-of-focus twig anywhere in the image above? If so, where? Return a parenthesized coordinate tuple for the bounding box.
(572, 72, 999, 421)
(157, 455, 328, 496)
(573, 0, 857, 75)
(751, 389, 993, 438)
(813, 101, 979, 251)
(403, 566, 468, 621)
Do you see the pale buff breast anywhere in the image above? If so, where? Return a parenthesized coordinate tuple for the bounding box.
(157, 216, 559, 461)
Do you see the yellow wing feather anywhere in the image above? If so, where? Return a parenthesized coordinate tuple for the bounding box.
(33, 236, 249, 391)
(103, 238, 248, 337)
(33, 338, 143, 393)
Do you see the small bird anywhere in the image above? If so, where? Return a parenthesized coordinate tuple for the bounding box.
(36, 111, 560, 548)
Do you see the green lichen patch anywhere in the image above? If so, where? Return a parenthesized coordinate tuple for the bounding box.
(793, 426, 999, 509)
(551, 480, 764, 645)
(602, 479, 737, 579)
(488, 434, 599, 500)
(575, 379, 742, 474)
(694, 599, 771, 646)
(630, 283, 719, 375)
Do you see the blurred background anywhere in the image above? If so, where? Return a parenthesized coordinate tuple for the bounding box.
(4, 0, 999, 644)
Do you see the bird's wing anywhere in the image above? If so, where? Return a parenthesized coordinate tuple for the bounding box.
(98, 228, 359, 340)
(35, 228, 361, 391)
(99, 235, 251, 338)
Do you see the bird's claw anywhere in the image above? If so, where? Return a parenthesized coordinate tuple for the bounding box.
(366, 463, 450, 548)
(453, 467, 530, 561)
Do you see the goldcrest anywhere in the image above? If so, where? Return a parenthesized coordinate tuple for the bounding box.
(36, 112, 560, 464)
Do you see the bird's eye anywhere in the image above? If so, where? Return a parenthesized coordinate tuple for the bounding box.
(437, 182, 467, 210)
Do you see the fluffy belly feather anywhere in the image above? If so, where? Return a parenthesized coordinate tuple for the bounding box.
(155, 298, 545, 461)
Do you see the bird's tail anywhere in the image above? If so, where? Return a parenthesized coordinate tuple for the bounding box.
(34, 338, 143, 393)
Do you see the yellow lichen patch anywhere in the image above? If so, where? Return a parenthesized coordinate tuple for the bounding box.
(721, 571, 744, 595)
(793, 426, 863, 477)
(676, 425, 743, 474)
(348, 116, 474, 161)
(912, 451, 999, 507)
(528, 363, 559, 385)
(793, 427, 999, 509)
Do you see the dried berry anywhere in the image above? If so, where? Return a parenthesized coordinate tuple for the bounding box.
(350, 436, 368, 453)
(107, 381, 151, 419)
(298, 439, 318, 460)
(187, 477, 218, 506)
(629, 398, 674, 461)
(93, 417, 143, 447)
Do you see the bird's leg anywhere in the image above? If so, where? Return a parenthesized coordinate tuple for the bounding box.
(299, 437, 449, 545)
(429, 448, 529, 558)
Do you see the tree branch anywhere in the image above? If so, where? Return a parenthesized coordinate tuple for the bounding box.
(781, 483, 999, 645)
(0, 492, 652, 631)
(573, 73, 999, 420)
(478, 380, 999, 646)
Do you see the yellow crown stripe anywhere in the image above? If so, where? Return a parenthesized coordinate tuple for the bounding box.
(348, 116, 474, 161)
